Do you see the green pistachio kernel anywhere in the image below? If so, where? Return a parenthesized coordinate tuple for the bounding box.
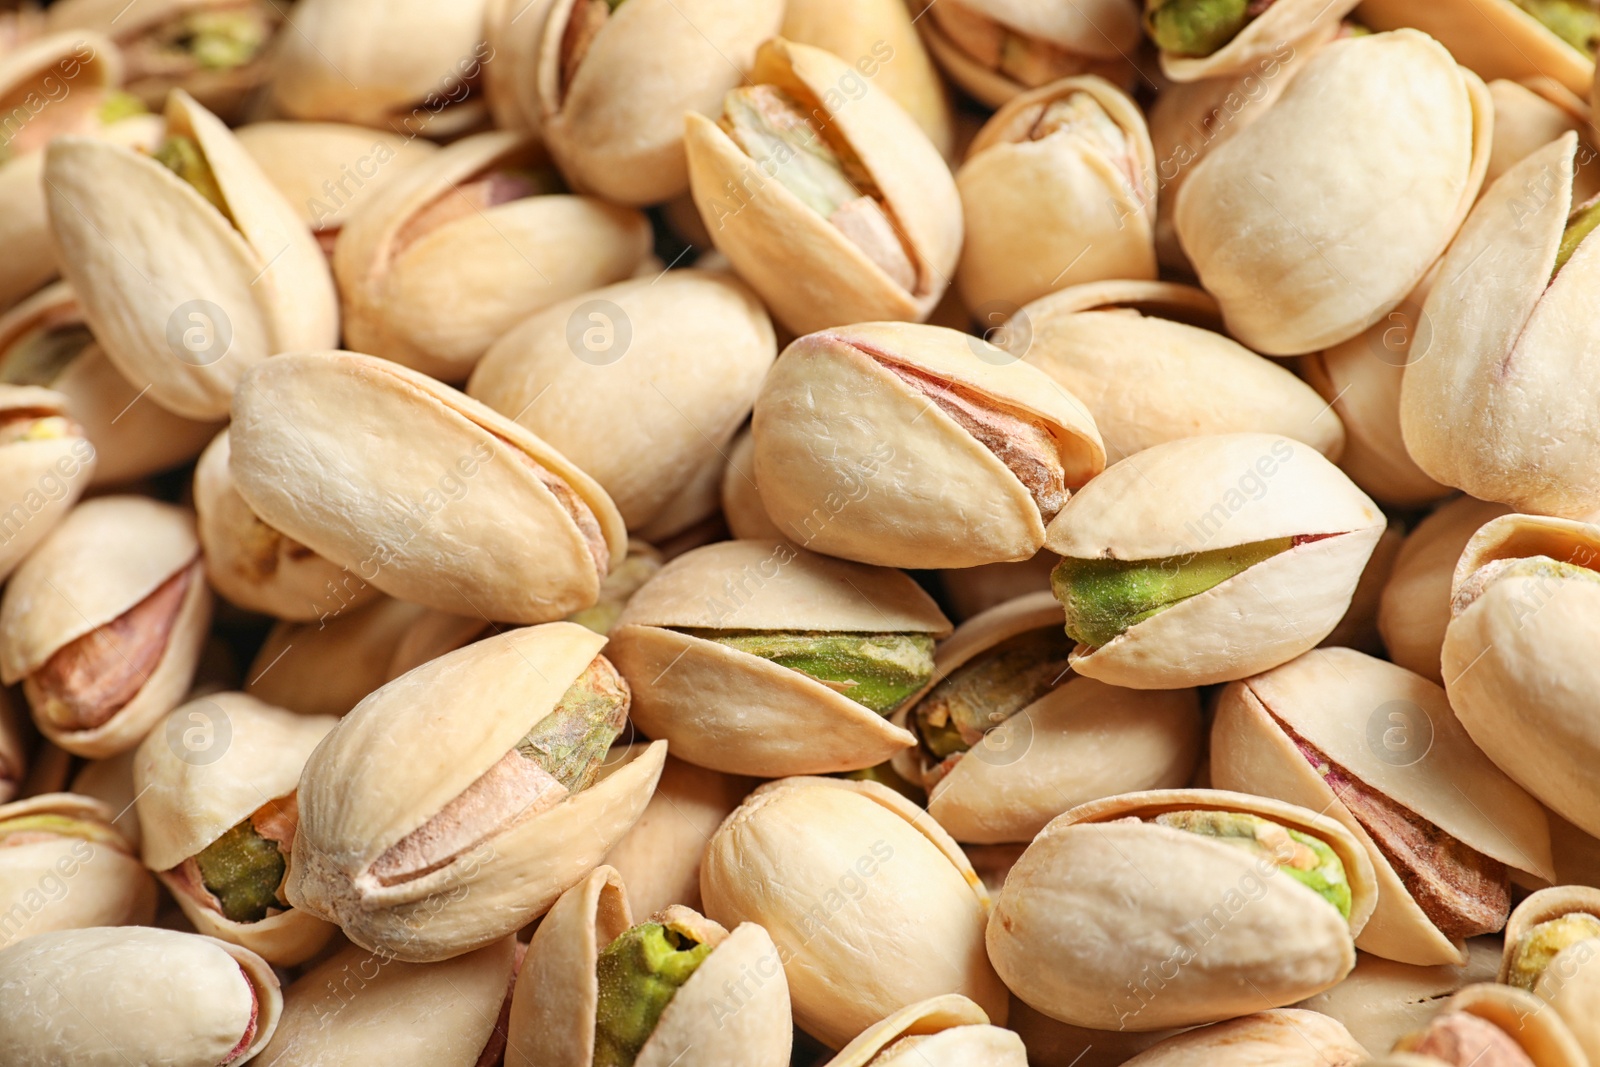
(914, 626, 1072, 760)
(594, 921, 714, 1067)
(1144, 0, 1254, 57)
(681, 629, 936, 715)
(517, 655, 631, 792)
(1556, 195, 1600, 275)
(0, 813, 123, 848)
(1507, 913, 1600, 991)
(1510, 0, 1600, 56)
(96, 91, 148, 126)
(721, 84, 868, 221)
(194, 818, 286, 924)
(1052, 537, 1294, 647)
(1154, 809, 1353, 919)
(153, 135, 234, 223)
(181, 11, 270, 71)
(567, 548, 661, 635)
(0, 324, 93, 387)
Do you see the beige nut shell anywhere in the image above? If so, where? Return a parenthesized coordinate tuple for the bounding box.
(1158, 0, 1360, 82)
(234, 120, 439, 234)
(246, 598, 425, 718)
(1393, 982, 1590, 1067)
(721, 426, 784, 541)
(825, 994, 1026, 1067)
(0, 384, 95, 582)
(1499, 886, 1600, 1065)
(1485, 79, 1600, 202)
(1119, 1009, 1367, 1066)
(1358, 0, 1594, 99)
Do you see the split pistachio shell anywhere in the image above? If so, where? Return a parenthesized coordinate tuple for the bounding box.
(229, 350, 627, 624)
(534, 0, 784, 205)
(753, 321, 1106, 568)
(1211, 647, 1554, 965)
(721, 425, 784, 541)
(685, 39, 962, 334)
(45, 90, 339, 420)
(1014, 281, 1345, 464)
(337, 131, 651, 380)
(288, 623, 667, 962)
(256, 935, 517, 1067)
(986, 788, 1377, 1031)
(0, 793, 157, 950)
(1119, 1009, 1367, 1066)
(0, 495, 211, 758)
(0, 925, 282, 1066)
(133, 693, 337, 965)
(508, 864, 791, 1067)
(608, 539, 951, 777)
(1486, 79, 1600, 202)
(1175, 30, 1491, 356)
(246, 598, 428, 718)
(0, 384, 95, 582)
(956, 77, 1157, 312)
(700, 776, 1009, 1049)
(825, 994, 1025, 1067)
(482, 0, 549, 134)
(1152, 0, 1361, 81)
(1045, 433, 1386, 688)
(1392, 982, 1590, 1067)
(468, 270, 776, 529)
(1498, 886, 1600, 1063)
(1358, 0, 1595, 99)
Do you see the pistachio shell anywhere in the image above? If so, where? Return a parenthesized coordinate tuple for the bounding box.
(722, 425, 785, 541)
(1395, 983, 1590, 1067)
(234, 120, 439, 235)
(69, 747, 142, 849)
(247, 598, 428, 718)
(0, 383, 95, 582)
(1007, 998, 1176, 1067)
(825, 994, 1025, 1067)
(1486, 79, 1600, 202)
(0, 32, 121, 155)
(1359, 0, 1595, 99)
(1319, 524, 1402, 655)
(1175, 31, 1491, 355)
(0, 689, 23, 802)
(1157, 0, 1361, 81)
(229, 350, 627, 624)
(383, 608, 493, 682)
(482, 0, 550, 134)
(1499, 887, 1600, 1064)
(1119, 1009, 1367, 1066)
(986, 788, 1377, 1031)
(0, 151, 51, 313)
(700, 776, 1009, 1049)
(938, 552, 1056, 624)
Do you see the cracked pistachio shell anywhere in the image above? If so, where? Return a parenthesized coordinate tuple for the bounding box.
(1015, 281, 1345, 464)
(1393, 983, 1590, 1067)
(1156, 0, 1360, 81)
(1121, 1009, 1366, 1066)
(0, 925, 281, 1066)
(1442, 514, 1600, 838)
(685, 39, 962, 335)
(0, 793, 157, 951)
(825, 994, 1025, 1067)
(1360, 0, 1594, 99)
(337, 131, 651, 381)
(1210, 647, 1554, 966)
(1175, 31, 1491, 356)
(957, 77, 1156, 313)
(895, 591, 1203, 845)
(608, 539, 950, 777)
(247, 598, 426, 718)
(133, 693, 337, 966)
(1499, 886, 1600, 1064)
(229, 350, 627, 624)
(1401, 135, 1600, 516)
(534, 0, 784, 205)
(482, 0, 549, 134)
(0, 384, 95, 582)
(0, 496, 211, 758)
(468, 270, 775, 530)
(0, 283, 218, 485)
(753, 322, 1106, 569)
(986, 788, 1377, 1031)
(196, 429, 381, 622)
(509, 865, 790, 1067)
(1046, 433, 1386, 688)
(701, 776, 1009, 1049)
(721, 425, 784, 542)
(1377, 497, 1509, 684)
(1486, 79, 1600, 201)
(288, 623, 667, 963)
(45, 90, 338, 420)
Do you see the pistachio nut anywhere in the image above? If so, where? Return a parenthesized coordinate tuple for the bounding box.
(1145, 0, 1361, 81)
(255, 935, 518, 1067)
(288, 623, 667, 962)
(957, 78, 1157, 312)
(508, 864, 791, 1067)
(0, 792, 157, 950)
(468, 270, 775, 529)
(1497, 886, 1600, 1063)
(246, 597, 428, 718)
(45, 90, 339, 420)
(1211, 648, 1555, 965)
(338, 131, 651, 381)
(935, 554, 1052, 626)
(0, 688, 23, 803)
(1118, 1008, 1367, 1066)
(133, 692, 337, 966)
(684, 39, 962, 335)
(720, 424, 785, 541)
(1175, 30, 1491, 355)
(530, 0, 784, 205)
(639, 449, 728, 552)
(986, 788, 1377, 1031)
(1359, 0, 1595, 99)
(1546, 812, 1600, 890)
(0, 495, 211, 758)
(229, 350, 627, 624)
(1014, 281, 1346, 464)
(0, 383, 95, 582)
(68, 745, 142, 850)
(894, 591, 1203, 844)
(0, 925, 282, 1065)
(607, 539, 951, 777)
(823, 994, 1025, 1067)
(1007, 998, 1175, 1067)
(752, 322, 1106, 568)
(1390, 982, 1590, 1067)
(700, 776, 1009, 1048)
(1046, 433, 1386, 688)
(482, 0, 550, 134)
(1485, 78, 1600, 202)
(1319, 523, 1403, 655)
(913, 0, 1142, 108)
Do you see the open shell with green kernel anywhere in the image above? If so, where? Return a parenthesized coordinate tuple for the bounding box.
(823, 994, 1025, 1067)
(891, 591, 1203, 844)
(1497, 885, 1600, 1065)
(133, 693, 338, 967)
(607, 539, 951, 777)
(1118, 1009, 1368, 1066)
(986, 788, 1377, 1032)
(1389, 982, 1590, 1067)
(507, 864, 791, 1067)
(1210, 647, 1554, 966)
(1145, 0, 1361, 82)
(1359, 0, 1596, 99)
(0, 384, 96, 583)
(1045, 432, 1386, 689)
(287, 622, 666, 963)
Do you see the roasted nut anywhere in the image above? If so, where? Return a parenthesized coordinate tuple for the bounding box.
(246, 597, 427, 718)
(721, 425, 784, 542)
(1498, 886, 1600, 1063)
(1320, 523, 1402, 655)
(1117, 1008, 1367, 1066)
(823, 994, 1026, 1066)
(1145, 0, 1361, 81)
(1391, 982, 1589, 1067)
(0, 383, 95, 582)
(1007, 998, 1175, 1067)
(1360, 0, 1595, 99)
(1484, 78, 1600, 202)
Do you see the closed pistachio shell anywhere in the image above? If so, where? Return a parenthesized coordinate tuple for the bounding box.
(1359, 0, 1595, 99)
(383, 608, 495, 683)
(1119, 1009, 1366, 1066)
(229, 350, 627, 624)
(825, 994, 1025, 1067)
(0, 384, 96, 582)
(1486, 78, 1600, 201)
(721, 426, 784, 542)
(986, 788, 1377, 1031)
(69, 746, 142, 849)
(1498, 886, 1600, 1065)
(1393, 982, 1589, 1067)
(0, 925, 282, 1066)
(0, 793, 157, 950)
(700, 776, 1009, 1049)
(468, 270, 775, 530)
(247, 598, 427, 718)
(1176, 31, 1491, 356)
(1155, 0, 1360, 82)
(45, 90, 339, 420)
(608, 539, 951, 777)
(754, 321, 1105, 569)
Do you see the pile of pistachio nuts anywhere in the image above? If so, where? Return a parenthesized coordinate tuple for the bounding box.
(4, 0, 1600, 1063)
